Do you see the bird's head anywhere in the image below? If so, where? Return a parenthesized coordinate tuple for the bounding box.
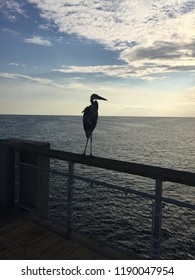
(90, 94, 107, 104)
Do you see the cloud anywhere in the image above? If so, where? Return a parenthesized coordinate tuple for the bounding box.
(68, 77, 85, 80)
(120, 40, 195, 65)
(38, 24, 49, 30)
(67, 83, 93, 91)
(53, 37, 195, 79)
(27, 0, 195, 48)
(119, 39, 195, 77)
(2, 1, 194, 79)
(1, 27, 19, 36)
(0, 72, 51, 83)
(27, 0, 195, 79)
(0, 0, 26, 21)
(184, 86, 195, 101)
(24, 36, 52, 46)
(187, 86, 195, 92)
(52, 65, 135, 78)
(0, 73, 17, 79)
(52, 64, 170, 80)
(8, 62, 26, 67)
(0, 72, 64, 88)
(177, 85, 195, 103)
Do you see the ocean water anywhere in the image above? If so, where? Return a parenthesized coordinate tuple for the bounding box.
(1, 115, 195, 170)
(0, 115, 195, 259)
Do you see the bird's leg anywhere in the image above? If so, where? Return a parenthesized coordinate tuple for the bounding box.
(83, 138, 89, 155)
(90, 135, 93, 156)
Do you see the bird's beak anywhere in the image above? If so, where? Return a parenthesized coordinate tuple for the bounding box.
(97, 95, 107, 101)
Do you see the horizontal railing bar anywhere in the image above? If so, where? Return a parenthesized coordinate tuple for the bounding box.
(74, 174, 156, 200)
(18, 162, 195, 210)
(18, 162, 155, 199)
(80, 176, 195, 209)
(11, 142, 195, 187)
(162, 197, 195, 210)
(19, 162, 69, 177)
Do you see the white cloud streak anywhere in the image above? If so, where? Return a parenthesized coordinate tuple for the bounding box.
(0, 72, 64, 88)
(8, 62, 26, 67)
(1, 27, 19, 36)
(52, 64, 174, 80)
(24, 36, 52, 46)
(66, 82, 93, 91)
(52, 65, 135, 78)
(187, 86, 195, 92)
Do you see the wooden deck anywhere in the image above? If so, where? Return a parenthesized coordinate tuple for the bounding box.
(0, 215, 109, 260)
(0, 214, 132, 260)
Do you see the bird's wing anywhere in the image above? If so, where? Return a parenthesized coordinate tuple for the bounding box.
(82, 105, 98, 138)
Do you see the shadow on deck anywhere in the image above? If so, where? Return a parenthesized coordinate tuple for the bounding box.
(0, 214, 131, 260)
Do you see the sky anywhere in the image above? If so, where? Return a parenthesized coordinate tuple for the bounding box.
(0, 0, 195, 116)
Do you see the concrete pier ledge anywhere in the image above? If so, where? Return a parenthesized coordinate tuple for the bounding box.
(0, 139, 50, 216)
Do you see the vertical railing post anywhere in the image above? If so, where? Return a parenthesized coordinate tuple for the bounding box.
(14, 150, 20, 210)
(66, 161, 74, 237)
(151, 178, 163, 259)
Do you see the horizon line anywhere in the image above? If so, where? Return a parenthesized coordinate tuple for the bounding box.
(0, 113, 195, 118)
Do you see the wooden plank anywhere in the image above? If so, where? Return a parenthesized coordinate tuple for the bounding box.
(0, 216, 108, 260)
(0, 219, 46, 242)
(0, 221, 48, 259)
(21, 231, 64, 259)
(0, 218, 27, 233)
(67, 246, 107, 260)
(0, 222, 41, 254)
(1, 225, 61, 259)
(0, 221, 41, 242)
(39, 238, 81, 260)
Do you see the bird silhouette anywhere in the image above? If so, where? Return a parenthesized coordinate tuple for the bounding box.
(82, 94, 107, 155)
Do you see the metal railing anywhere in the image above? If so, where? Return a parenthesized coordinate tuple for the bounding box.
(12, 143, 195, 260)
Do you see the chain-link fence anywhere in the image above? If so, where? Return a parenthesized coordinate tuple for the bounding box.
(19, 163, 49, 218)
(16, 158, 195, 260)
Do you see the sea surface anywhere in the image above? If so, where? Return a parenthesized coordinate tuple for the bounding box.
(0, 115, 195, 259)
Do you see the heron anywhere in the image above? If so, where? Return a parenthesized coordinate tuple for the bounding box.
(82, 94, 107, 155)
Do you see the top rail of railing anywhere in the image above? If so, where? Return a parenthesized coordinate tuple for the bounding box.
(10, 142, 195, 187)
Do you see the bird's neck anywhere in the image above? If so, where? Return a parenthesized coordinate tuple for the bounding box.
(90, 95, 93, 104)
(91, 100, 98, 109)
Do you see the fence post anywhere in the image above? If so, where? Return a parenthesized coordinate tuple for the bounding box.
(14, 151, 20, 210)
(66, 162, 74, 237)
(151, 178, 163, 259)
(0, 139, 15, 214)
